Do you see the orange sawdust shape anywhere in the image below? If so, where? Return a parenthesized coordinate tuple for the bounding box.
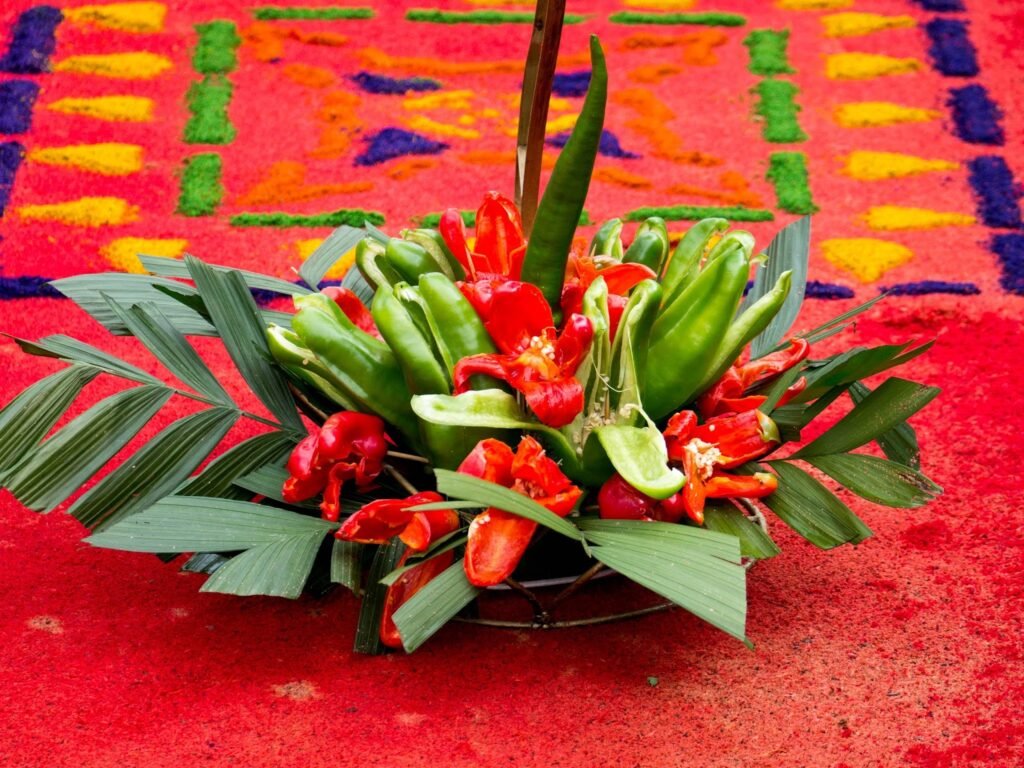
(665, 171, 764, 207)
(312, 91, 362, 158)
(358, 47, 589, 77)
(620, 30, 728, 66)
(612, 88, 723, 166)
(237, 161, 372, 206)
(386, 157, 439, 180)
(593, 167, 652, 189)
(283, 63, 336, 88)
(242, 22, 347, 63)
(459, 150, 556, 169)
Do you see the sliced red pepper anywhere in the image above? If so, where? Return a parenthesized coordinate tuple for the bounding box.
(440, 208, 476, 279)
(459, 436, 581, 587)
(474, 192, 526, 278)
(737, 338, 810, 388)
(681, 447, 707, 525)
(321, 286, 381, 340)
(560, 253, 656, 340)
(663, 409, 698, 463)
(691, 409, 780, 469)
(705, 471, 778, 499)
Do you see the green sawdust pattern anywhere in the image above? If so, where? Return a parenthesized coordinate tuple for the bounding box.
(193, 21, 240, 75)
(406, 9, 587, 24)
(418, 209, 590, 227)
(251, 6, 375, 20)
(753, 80, 808, 143)
(231, 210, 386, 227)
(608, 11, 746, 27)
(184, 76, 235, 145)
(744, 30, 794, 75)
(625, 205, 774, 222)
(767, 152, 818, 214)
(178, 153, 223, 216)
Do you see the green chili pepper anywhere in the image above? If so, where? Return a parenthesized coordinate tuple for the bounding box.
(520, 35, 608, 310)
(659, 217, 729, 305)
(705, 230, 755, 265)
(292, 293, 419, 443)
(609, 278, 662, 414)
(642, 247, 750, 419)
(692, 270, 793, 396)
(417, 272, 496, 381)
(623, 217, 669, 273)
(385, 239, 439, 285)
(356, 238, 402, 290)
(589, 218, 623, 259)
(266, 324, 360, 411)
(402, 228, 465, 281)
(371, 286, 450, 396)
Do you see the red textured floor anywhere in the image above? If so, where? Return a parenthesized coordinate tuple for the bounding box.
(2, 1, 1024, 766)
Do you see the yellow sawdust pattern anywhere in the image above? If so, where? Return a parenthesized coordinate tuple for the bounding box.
(777, 0, 853, 9)
(63, 2, 167, 33)
(862, 206, 976, 231)
(822, 12, 916, 38)
(28, 143, 143, 176)
(821, 237, 913, 282)
(102, 237, 187, 273)
(53, 52, 173, 79)
(359, 47, 589, 76)
(18, 197, 139, 226)
(833, 101, 939, 127)
(46, 95, 154, 122)
(841, 151, 958, 180)
(826, 53, 922, 80)
(406, 114, 481, 140)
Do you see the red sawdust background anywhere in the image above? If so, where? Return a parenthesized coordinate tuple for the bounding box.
(1, 2, 1023, 767)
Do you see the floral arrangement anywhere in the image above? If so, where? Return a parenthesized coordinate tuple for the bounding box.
(0, 37, 941, 653)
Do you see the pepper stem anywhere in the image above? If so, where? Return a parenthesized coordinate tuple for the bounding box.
(515, 0, 567, 235)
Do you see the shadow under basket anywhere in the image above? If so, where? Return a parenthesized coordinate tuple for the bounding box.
(455, 500, 767, 630)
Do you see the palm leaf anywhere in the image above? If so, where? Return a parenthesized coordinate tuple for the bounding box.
(354, 539, 406, 654)
(0, 365, 97, 481)
(184, 256, 304, 433)
(805, 454, 941, 509)
(69, 407, 239, 530)
(201, 532, 327, 598)
(331, 539, 363, 593)
(104, 298, 234, 405)
(298, 225, 366, 289)
(702, 502, 780, 560)
(757, 461, 872, 549)
(139, 254, 312, 297)
(14, 335, 163, 386)
(176, 431, 296, 499)
(392, 561, 481, 653)
(849, 381, 920, 468)
(743, 216, 810, 358)
(6, 385, 173, 512)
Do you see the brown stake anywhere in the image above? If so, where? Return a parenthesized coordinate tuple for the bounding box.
(515, 0, 567, 236)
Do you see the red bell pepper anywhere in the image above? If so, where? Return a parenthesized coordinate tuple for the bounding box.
(453, 280, 593, 428)
(439, 192, 527, 280)
(458, 436, 581, 587)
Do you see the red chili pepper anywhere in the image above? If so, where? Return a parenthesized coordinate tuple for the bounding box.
(705, 472, 777, 499)
(690, 409, 780, 469)
(439, 208, 476, 279)
(335, 491, 461, 649)
(698, 338, 810, 417)
(321, 286, 381, 340)
(453, 280, 593, 428)
(560, 251, 656, 340)
(458, 436, 581, 587)
(439, 193, 528, 280)
(281, 412, 390, 522)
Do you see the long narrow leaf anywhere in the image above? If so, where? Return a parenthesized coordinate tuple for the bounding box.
(86, 496, 336, 552)
(392, 561, 481, 653)
(798, 342, 933, 400)
(51, 273, 216, 336)
(355, 539, 405, 654)
(434, 469, 583, 541)
(806, 454, 941, 509)
(298, 225, 365, 289)
(849, 381, 920, 468)
(331, 539, 363, 593)
(139, 254, 312, 296)
(780, 293, 886, 352)
(0, 365, 97, 480)
(176, 431, 295, 499)
(576, 519, 747, 642)
(233, 464, 318, 509)
(757, 461, 872, 549)
(794, 378, 939, 458)
(104, 298, 234, 405)
(200, 531, 327, 598)
(69, 408, 239, 530)
(7, 385, 173, 512)
(185, 256, 304, 433)
(702, 503, 780, 560)
(14, 335, 162, 385)
(745, 216, 810, 358)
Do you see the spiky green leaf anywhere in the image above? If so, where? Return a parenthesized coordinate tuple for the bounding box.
(849, 381, 920, 468)
(298, 225, 366, 289)
(176, 431, 295, 499)
(702, 502, 780, 560)
(392, 561, 480, 653)
(745, 215, 809, 358)
(806, 453, 941, 508)
(139, 254, 312, 296)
